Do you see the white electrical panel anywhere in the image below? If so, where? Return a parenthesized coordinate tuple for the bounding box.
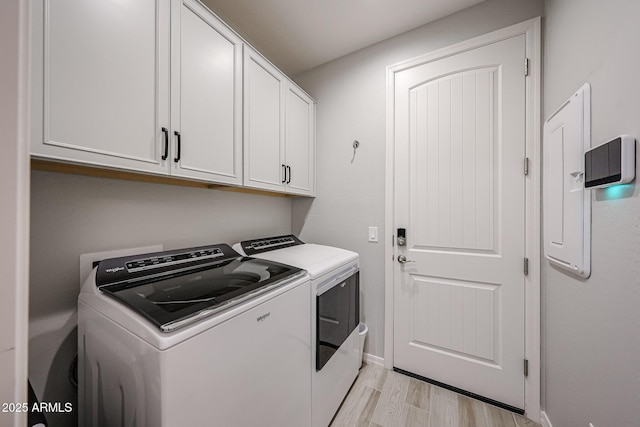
(543, 83, 591, 278)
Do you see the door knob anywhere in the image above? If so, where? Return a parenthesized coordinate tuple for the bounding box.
(397, 255, 415, 264)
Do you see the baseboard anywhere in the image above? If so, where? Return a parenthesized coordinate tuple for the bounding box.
(363, 353, 384, 366)
(540, 411, 553, 427)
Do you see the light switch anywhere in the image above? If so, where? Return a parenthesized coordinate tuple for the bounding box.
(368, 226, 378, 242)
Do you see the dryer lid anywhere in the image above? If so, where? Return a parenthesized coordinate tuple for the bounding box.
(246, 243, 358, 280)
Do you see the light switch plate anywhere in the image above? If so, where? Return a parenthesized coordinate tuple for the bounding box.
(368, 226, 379, 242)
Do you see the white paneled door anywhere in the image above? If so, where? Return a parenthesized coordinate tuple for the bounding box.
(393, 34, 526, 409)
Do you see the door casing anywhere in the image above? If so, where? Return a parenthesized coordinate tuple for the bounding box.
(384, 17, 541, 420)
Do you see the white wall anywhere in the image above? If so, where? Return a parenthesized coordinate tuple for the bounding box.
(29, 170, 291, 426)
(292, 0, 543, 359)
(0, 1, 29, 426)
(543, 0, 640, 426)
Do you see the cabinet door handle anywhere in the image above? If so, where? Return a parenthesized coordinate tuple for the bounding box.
(174, 131, 181, 163)
(161, 127, 169, 160)
(282, 164, 287, 183)
(287, 165, 291, 184)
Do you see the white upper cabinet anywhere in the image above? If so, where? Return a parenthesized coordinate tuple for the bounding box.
(32, 0, 313, 194)
(244, 47, 316, 196)
(31, 0, 171, 174)
(285, 84, 315, 196)
(170, 0, 243, 185)
(32, 0, 242, 185)
(243, 47, 287, 192)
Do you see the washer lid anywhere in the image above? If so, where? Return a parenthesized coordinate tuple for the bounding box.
(96, 244, 303, 332)
(247, 243, 358, 280)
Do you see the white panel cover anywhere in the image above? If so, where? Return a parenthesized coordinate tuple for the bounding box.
(543, 83, 591, 278)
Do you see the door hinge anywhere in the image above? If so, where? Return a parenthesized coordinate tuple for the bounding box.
(524, 58, 530, 76)
(524, 157, 529, 176)
(524, 359, 529, 377)
(524, 258, 529, 276)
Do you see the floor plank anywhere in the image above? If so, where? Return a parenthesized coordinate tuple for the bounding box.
(484, 404, 517, 427)
(356, 361, 388, 391)
(431, 384, 459, 402)
(429, 394, 460, 427)
(400, 404, 430, 427)
(331, 363, 542, 427)
(458, 395, 488, 427)
(370, 370, 410, 427)
(513, 413, 539, 427)
(405, 378, 431, 411)
(330, 383, 380, 427)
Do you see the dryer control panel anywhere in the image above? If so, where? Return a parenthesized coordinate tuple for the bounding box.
(240, 235, 304, 255)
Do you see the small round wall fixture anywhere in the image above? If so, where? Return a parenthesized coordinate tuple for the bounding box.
(352, 140, 360, 163)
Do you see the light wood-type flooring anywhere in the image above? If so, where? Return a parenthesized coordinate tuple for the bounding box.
(330, 362, 540, 427)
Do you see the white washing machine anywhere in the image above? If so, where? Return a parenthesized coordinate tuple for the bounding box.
(78, 243, 311, 427)
(233, 235, 360, 427)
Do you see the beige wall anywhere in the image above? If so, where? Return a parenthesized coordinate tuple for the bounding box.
(542, 0, 640, 425)
(293, 0, 544, 359)
(29, 170, 292, 426)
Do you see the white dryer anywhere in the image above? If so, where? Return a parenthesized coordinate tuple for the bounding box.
(233, 235, 360, 427)
(78, 243, 311, 427)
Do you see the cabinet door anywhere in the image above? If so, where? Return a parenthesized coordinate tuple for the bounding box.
(243, 47, 286, 192)
(285, 84, 316, 196)
(170, 0, 243, 185)
(31, 0, 171, 174)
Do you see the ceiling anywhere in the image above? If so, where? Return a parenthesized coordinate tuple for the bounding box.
(201, 0, 486, 75)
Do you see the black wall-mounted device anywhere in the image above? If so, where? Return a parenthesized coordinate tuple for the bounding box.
(584, 135, 635, 189)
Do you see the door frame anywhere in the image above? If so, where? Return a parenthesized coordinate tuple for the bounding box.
(1, 0, 30, 424)
(384, 17, 541, 419)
